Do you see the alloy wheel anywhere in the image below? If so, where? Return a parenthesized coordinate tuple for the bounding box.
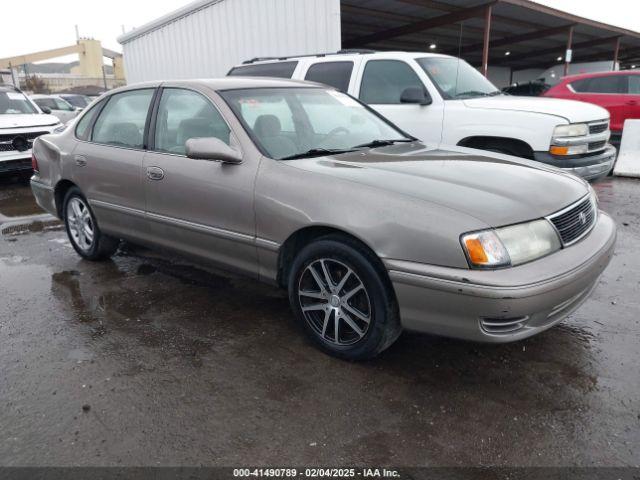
(66, 197, 95, 252)
(298, 258, 372, 346)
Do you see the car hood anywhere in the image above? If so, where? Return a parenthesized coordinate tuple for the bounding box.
(0, 114, 60, 129)
(463, 95, 609, 123)
(285, 143, 589, 228)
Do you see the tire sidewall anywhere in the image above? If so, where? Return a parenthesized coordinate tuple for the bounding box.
(288, 239, 394, 360)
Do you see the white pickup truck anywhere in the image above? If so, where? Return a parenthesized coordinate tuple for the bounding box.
(229, 51, 615, 181)
(0, 85, 62, 175)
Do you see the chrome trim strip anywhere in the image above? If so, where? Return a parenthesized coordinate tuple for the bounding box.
(89, 199, 281, 249)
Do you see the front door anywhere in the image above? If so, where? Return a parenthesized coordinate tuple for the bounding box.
(143, 87, 259, 277)
(354, 58, 444, 143)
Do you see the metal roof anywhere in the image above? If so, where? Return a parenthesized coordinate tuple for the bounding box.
(341, 0, 640, 69)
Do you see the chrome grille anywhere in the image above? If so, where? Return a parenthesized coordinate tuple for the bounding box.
(480, 316, 529, 335)
(589, 122, 608, 135)
(548, 196, 597, 246)
(0, 131, 48, 152)
(588, 140, 606, 151)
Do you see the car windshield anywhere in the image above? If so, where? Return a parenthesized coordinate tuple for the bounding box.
(220, 87, 411, 160)
(0, 90, 38, 114)
(416, 57, 500, 99)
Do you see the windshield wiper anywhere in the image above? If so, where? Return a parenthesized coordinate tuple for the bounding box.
(353, 139, 413, 149)
(280, 148, 356, 160)
(453, 90, 491, 99)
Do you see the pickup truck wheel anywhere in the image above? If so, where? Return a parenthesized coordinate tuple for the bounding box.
(288, 237, 401, 360)
(63, 187, 119, 261)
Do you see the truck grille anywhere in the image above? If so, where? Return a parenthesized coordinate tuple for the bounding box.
(588, 140, 606, 151)
(0, 131, 48, 152)
(589, 122, 608, 134)
(548, 196, 597, 246)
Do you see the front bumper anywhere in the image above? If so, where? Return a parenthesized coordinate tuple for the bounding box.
(385, 212, 616, 343)
(0, 153, 32, 174)
(533, 145, 616, 181)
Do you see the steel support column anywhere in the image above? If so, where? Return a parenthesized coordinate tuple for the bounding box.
(564, 25, 574, 76)
(482, 5, 493, 77)
(613, 37, 621, 69)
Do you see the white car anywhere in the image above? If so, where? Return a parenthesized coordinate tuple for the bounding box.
(0, 86, 61, 174)
(30, 94, 80, 124)
(229, 51, 615, 181)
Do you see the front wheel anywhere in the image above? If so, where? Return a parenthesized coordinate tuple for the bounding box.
(63, 187, 119, 261)
(288, 236, 401, 360)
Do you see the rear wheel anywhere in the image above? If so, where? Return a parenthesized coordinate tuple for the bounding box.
(63, 187, 119, 261)
(288, 236, 401, 360)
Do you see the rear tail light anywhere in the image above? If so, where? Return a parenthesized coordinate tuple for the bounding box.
(31, 153, 39, 172)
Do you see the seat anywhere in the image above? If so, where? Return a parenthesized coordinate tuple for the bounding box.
(174, 117, 230, 154)
(104, 122, 142, 148)
(253, 114, 298, 158)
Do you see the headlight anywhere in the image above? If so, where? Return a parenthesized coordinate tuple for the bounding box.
(550, 123, 589, 156)
(461, 219, 561, 268)
(553, 123, 589, 138)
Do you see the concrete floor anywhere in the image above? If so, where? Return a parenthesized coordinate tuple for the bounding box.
(0, 176, 638, 467)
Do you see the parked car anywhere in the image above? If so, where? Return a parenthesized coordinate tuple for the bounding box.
(229, 51, 616, 181)
(543, 70, 640, 147)
(502, 81, 550, 97)
(0, 85, 61, 174)
(58, 93, 93, 110)
(31, 94, 80, 123)
(30, 78, 616, 360)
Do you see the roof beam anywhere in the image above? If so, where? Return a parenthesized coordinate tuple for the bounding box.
(450, 24, 575, 55)
(343, 2, 497, 48)
(0, 45, 83, 69)
(491, 35, 622, 66)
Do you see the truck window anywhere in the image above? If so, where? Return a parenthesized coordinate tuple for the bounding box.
(626, 75, 640, 94)
(304, 62, 354, 92)
(359, 60, 424, 104)
(227, 61, 298, 79)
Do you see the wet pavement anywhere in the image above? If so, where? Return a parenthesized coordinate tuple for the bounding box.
(0, 176, 638, 467)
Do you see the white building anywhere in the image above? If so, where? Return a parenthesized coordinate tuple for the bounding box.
(118, 0, 640, 87)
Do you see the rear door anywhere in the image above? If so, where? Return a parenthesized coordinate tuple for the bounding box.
(354, 57, 444, 142)
(623, 74, 640, 124)
(571, 75, 627, 131)
(143, 87, 259, 276)
(72, 88, 156, 239)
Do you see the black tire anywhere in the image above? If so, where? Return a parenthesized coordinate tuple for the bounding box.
(288, 235, 401, 361)
(63, 187, 119, 261)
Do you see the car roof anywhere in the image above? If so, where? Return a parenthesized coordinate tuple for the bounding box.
(109, 77, 326, 95)
(234, 51, 452, 67)
(560, 70, 640, 82)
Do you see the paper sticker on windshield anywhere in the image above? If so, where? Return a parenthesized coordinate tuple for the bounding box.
(6, 92, 26, 100)
(327, 90, 360, 108)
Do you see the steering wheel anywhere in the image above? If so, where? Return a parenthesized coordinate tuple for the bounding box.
(318, 127, 350, 147)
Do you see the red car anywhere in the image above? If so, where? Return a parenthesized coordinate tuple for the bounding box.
(544, 70, 640, 146)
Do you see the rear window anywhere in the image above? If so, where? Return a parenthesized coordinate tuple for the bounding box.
(227, 61, 298, 79)
(304, 61, 354, 92)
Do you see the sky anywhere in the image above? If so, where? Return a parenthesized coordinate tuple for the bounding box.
(1, 0, 639, 63)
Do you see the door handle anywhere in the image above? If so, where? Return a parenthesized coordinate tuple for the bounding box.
(74, 155, 87, 167)
(146, 166, 165, 181)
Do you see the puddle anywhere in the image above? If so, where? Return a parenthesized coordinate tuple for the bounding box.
(0, 182, 44, 218)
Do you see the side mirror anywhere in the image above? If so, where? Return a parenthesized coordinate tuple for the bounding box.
(41, 106, 52, 114)
(185, 137, 243, 164)
(400, 87, 432, 106)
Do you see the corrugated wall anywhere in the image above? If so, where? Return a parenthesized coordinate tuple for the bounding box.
(121, 0, 342, 83)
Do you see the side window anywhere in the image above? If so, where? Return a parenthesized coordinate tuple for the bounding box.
(92, 89, 154, 149)
(359, 60, 424, 104)
(154, 88, 231, 155)
(304, 62, 354, 92)
(573, 76, 624, 94)
(626, 75, 640, 94)
(227, 61, 298, 78)
(35, 98, 56, 109)
(75, 99, 106, 141)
